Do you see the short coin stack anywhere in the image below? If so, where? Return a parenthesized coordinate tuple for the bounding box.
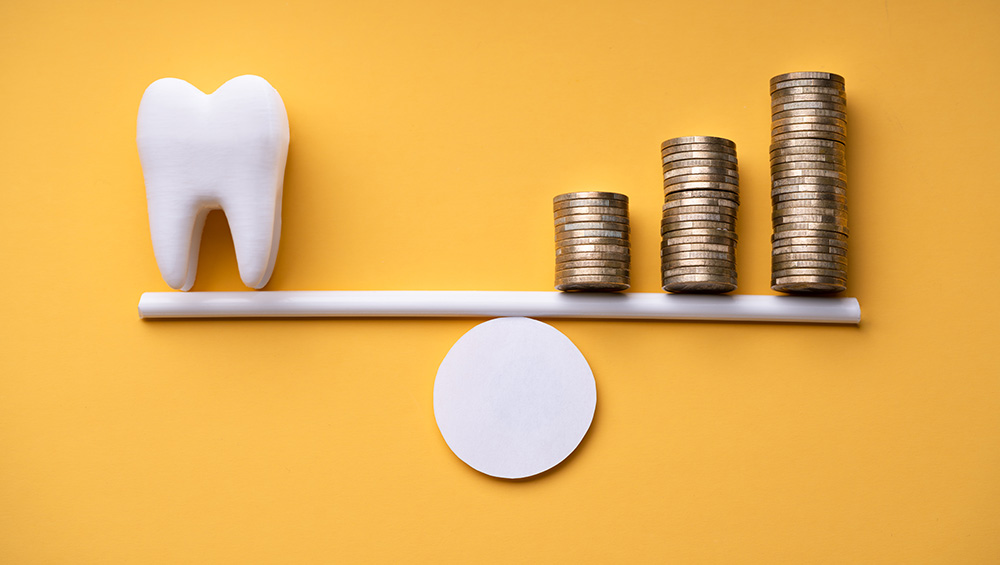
(660, 136, 740, 293)
(553, 191, 630, 291)
(770, 71, 849, 293)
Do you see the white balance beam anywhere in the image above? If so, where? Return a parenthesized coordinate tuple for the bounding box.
(137, 291, 860, 324)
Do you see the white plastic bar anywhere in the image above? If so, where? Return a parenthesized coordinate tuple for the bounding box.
(138, 291, 860, 324)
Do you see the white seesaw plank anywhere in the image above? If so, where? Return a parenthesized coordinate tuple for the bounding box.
(137, 291, 860, 324)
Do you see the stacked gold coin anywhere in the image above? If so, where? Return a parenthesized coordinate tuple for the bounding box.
(553, 191, 630, 291)
(660, 136, 739, 293)
(770, 71, 849, 294)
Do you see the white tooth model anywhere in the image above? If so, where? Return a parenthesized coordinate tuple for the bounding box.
(137, 75, 289, 291)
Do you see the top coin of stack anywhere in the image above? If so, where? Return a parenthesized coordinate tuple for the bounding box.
(660, 136, 740, 293)
(553, 191, 630, 291)
(769, 71, 849, 294)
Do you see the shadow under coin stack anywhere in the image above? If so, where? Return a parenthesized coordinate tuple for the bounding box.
(660, 136, 740, 293)
(553, 192, 630, 291)
(770, 71, 849, 293)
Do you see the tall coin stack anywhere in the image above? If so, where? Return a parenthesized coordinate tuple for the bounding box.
(660, 136, 740, 293)
(770, 71, 849, 294)
(553, 191, 630, 291)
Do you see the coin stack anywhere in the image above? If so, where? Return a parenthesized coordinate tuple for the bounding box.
(770, 71, 849, 293)
(660, 136, 739, 293)
(553, 191, 630, 291)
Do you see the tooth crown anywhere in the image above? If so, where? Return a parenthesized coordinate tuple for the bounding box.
(137, 75, 290, 291)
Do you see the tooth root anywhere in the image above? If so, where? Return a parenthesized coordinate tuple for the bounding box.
(146, 192, 212, 291)
(223, 184, 282, 289)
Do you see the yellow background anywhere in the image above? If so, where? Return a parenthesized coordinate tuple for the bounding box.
(2, 0, 999, 562)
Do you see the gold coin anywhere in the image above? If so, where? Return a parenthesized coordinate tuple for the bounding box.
(772, 268, 846, 280)
(661, 141, 737, 154)
(771, 183, 847, 196)
(553, 198, 629, 211)
(771, 230, 849, 241)
(771, 162, 848, 175)
(770, 71, 844, 85)
(771, 115, 847, 129)
(555, 229, 628, 241)
(772, 274, 846, 283)
(663, 158, 740, 172)
(771, 177, 848, 191)
(664, 283, 736, 294)
(772, 238, 848, 249)
(771, 273, 847, 282)
(661, 212, 735, 223)
(772, 103, 848, 117)
(661, 242, 736, 254)
(770, 153, 846, 166)
(662, 227, 738, 240)
(770, 85, 846, 98)
(664, 205, 738, 217)
(665, 173, 741, 186)
(770, 77, 845, 93)
(773, 207, 848, 218)
(556, 251, 631, 263)
(770, 144, 846, 158)
(553, 205, 630, 217)
(773, 215, 848, 228)
(772, 190, 848, 203)
(662, 272, 737, 283)
(660, 271, 736, 282)
(770, 86, 847, 99)
(771, 282, 845, 294)
(772, 261, 846, 272)
(773, 255, 847, 268)
(773, 222, 849, 235)
(771, 93, 847, 106)
(661, 136, 736, 150)
(662, 250, 735, 261)
(556, 259, 630, 270)
(664, 190, 740, 203)
(553, 191, 627, 203)
(772, 123, 848, 137)
(554, 214, 632, 226)
(771, 108, 848, 122)
(664, 265, 736, 276)
(555, 221, 630, 232)
(772, 168, 848, 180)
(557, 243, 630, 255)
(665, 182, 740, 195)
(774, 207, 848, 219)
(663, 198, 739, 210)
(771, 130, 847, 144)
(662, 151, 738, 165)
(557, 265, 630, 276)
(557, 236, 630, 248)
(664, 169, 739, 184)
(663, 227, 738, 239)
(773, 236, 849, 248)
(664, 234, 739, 246)
(770, 137, 843, 151)
(661, 219, 735, 232)
(555, 278, 629, 291)
(772, 245, 848, 257)
(771, 252, 848, 263)
(663, 258, 736, 269)
(773, 246, 847, 258)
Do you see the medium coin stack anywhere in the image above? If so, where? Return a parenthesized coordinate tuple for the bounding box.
(660, 136, 739, 293)
(770, 71, 849, 293)
(553, 191, 630, 291)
